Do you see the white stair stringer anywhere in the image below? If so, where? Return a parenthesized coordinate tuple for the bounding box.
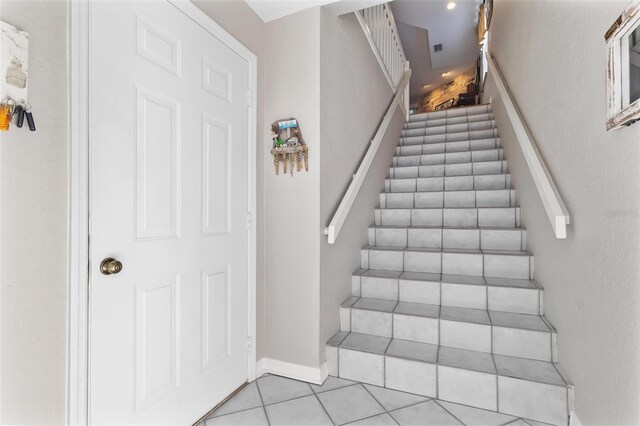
(325, 104, 573, 425)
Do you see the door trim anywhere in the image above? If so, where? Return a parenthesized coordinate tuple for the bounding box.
(67, 1, 258, 424)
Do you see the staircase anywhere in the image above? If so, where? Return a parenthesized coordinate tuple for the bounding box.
(325, 104, 573, 425)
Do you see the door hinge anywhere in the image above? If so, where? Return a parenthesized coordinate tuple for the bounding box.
(247, 89, 253, 107)
(247, 212, 252, 229)
(247, 337, 252, 353)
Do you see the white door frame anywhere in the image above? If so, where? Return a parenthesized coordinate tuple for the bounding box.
(67, 1, 258, 424)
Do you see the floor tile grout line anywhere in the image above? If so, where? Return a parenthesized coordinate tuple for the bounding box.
(205, 404, 266, 423)
(312, 390, 337, 426)
(254, 378, 271, 426)
(359, 383, 390, 415)
(432, 399, 468, 425)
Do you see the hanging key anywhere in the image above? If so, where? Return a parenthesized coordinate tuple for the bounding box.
(24, 104, 35, 131)
(14, 105, 24, 128)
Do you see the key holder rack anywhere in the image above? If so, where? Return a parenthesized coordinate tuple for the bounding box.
(270, 117, 308, 176)
(0, 20, 35, 132)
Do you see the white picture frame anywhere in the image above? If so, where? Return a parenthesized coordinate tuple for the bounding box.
(605, 1, 640, 130)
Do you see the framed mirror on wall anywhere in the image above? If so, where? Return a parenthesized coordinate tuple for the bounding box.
(606, 0, 640, 130)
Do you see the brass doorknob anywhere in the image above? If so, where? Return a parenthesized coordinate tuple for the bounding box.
(100, 257, 123, 275)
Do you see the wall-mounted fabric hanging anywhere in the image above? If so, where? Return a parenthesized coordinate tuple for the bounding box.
(270, 117, 308, 176)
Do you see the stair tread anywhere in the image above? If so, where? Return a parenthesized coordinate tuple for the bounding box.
(363, 245, 532, 256)
(344, 296, 550, 332)
(390, 163, 506, 171)
(376, 206, 519, 210)
(401, 132, 498, 144)
(354, 269, 540, 289)
(409, 105, 492, 121)
(397, 137, 500, 146)
(394, 146, 503, 157)
(370, 225, 524, 231)
(401, 121, 497, 134)
(383, 187, 513, 193)
(404, 118, 495, 129)
(329, 332, 566, 387)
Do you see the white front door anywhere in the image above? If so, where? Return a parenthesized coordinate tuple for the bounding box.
(89, 1, 251, 424)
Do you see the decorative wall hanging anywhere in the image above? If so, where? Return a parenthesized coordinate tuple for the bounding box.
(270, 118, 308, 176)
(0, 20, 35, 132)
(605, 0, 640, 129)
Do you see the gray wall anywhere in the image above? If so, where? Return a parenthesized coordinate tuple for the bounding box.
(318, 9, 400, 357)
(485, 1, 640, 424)
(0, 1, 69, 424)
(262, 7, 323, 368)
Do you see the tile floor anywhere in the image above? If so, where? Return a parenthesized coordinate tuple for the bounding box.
(200, 374, 555, 426)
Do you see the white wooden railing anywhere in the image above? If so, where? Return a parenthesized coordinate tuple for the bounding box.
(356, 3, 408, 96)
(487, 53, 570, 238)
(324, 3, 410, 244)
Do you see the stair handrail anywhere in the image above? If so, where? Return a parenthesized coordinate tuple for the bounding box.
(324, 68, 411, 244)
(487, 53, 570, 238)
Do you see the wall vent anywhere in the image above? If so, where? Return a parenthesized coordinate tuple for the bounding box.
(434, 43, 443, 52)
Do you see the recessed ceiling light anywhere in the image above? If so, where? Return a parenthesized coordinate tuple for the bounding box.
(447, 2, 456, 10)
(441, 72, 450, 77)
(423, 84, 431, 88)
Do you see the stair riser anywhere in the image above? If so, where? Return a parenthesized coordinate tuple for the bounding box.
(352, 276, 541, 315)
(368, 227, 526, 251)
(390, 161, 506, 178)
(394, 149, 503, 167)
(379, 189, 516, 209)
(396, 138, 501, 156)
(375, 208, 521, 227)
(402, 129, 499, 146)
(383, 177, 512, 201)
(404, 112, 494, 129)
(409, 104, 492, 122)
(328, 347, 568, 425)
(386, 162, 507, 183)
(360, 249, 533, 280)
(402, 120, 496, 138)
(340, 308, 553, 362)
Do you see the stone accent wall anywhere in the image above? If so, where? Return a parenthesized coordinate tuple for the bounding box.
(421, 68, 476, 112)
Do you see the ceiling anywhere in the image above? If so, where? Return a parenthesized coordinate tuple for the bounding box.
(245, 0, 339, 22)
(390, 0, 482, 103)
(245, 0, 389, 22)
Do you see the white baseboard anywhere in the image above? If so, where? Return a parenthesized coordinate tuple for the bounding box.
(256, 358, 328, 385)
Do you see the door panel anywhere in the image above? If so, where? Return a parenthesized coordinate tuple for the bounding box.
(89, 1, 250, 424)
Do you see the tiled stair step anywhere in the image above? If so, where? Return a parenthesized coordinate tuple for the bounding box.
(360, 246, 533, 280)
(394, 148, 503, 167)
(402, 120, 496, 138)
(380, 189, 515, 209)
(368, 225, 526, 251)
(380, 189, 516, 210)
(396, 137, 501, 156)
(351, 270, 542, 315)
(326, 332, 571, 425)
(401, 129, 499, 146)
(409, 104, 492, 123)
(380, 173, 511, 197)
(374, 206, 521, 227)
(404, 112, 494, 130)
(339, 296, 556, 361)
(386, 161, 508, 183)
